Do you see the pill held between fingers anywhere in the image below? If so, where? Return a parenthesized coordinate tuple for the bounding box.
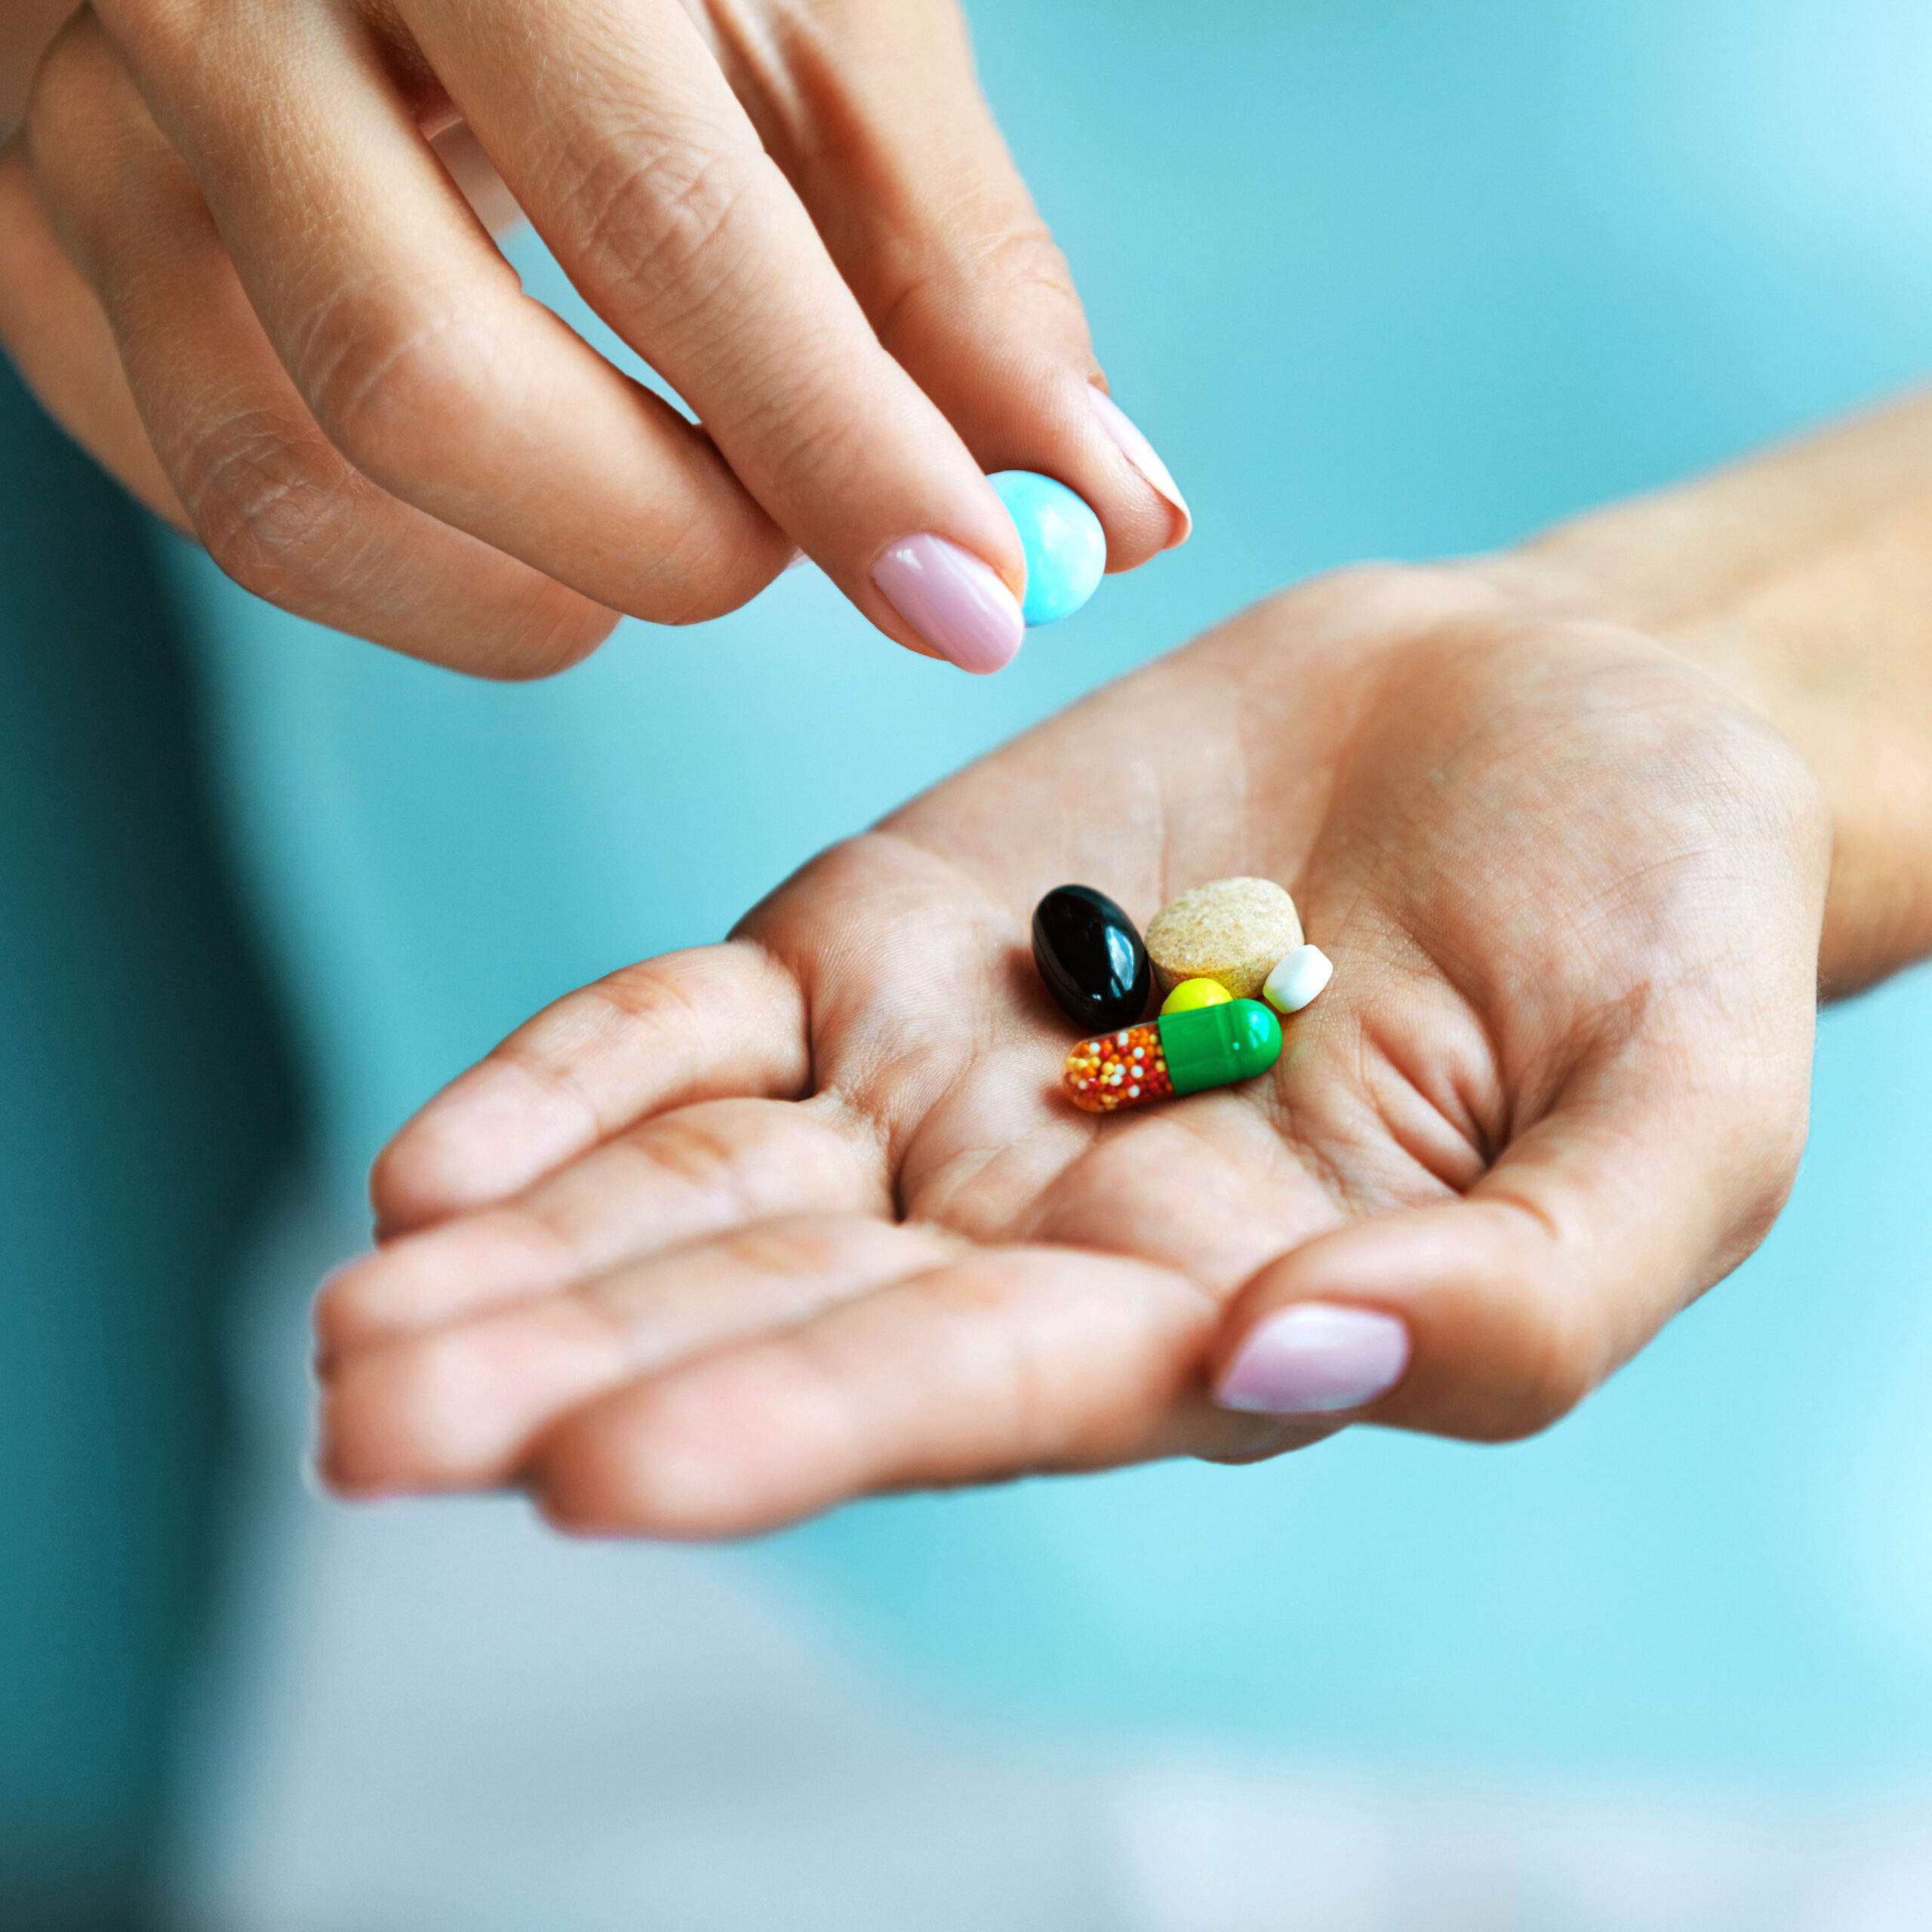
(1263, 943, 1334, 1015)
(990, 471, 1106, 626)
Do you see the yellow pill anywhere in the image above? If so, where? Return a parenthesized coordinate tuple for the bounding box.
(1160, 976, 1234, 1017)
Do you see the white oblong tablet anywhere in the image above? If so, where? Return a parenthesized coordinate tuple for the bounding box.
(1263, 943, 1333, 1015)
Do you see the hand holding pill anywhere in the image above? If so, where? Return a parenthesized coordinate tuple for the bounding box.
(1, 0, 1187, 675)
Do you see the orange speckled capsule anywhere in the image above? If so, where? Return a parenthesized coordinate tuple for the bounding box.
(1063, 1022, 1174, 1112)
(1063, 1000, 1283, 1114)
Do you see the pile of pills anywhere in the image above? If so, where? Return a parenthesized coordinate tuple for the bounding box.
(1032, 875, 1334, 1115)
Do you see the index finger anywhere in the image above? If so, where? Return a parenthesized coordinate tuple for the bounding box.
(404, 0, 1035, 671)
(372, 941, 809, 1235)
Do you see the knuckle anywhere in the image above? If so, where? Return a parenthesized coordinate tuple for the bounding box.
(1466, 1263, 1611, 1443)
(546, 125, 764, 321)
(178, 407, 367, 605)
(970, 218, 1076, 305)
(631, 1112, 802, 1220)
(718, 1217, 850, 1279)
(869, 214, 1077, 363)
(297, 283, 500, 487)
(580, 959, 707, 1044)
(624, 1111, 754, 1201)
(635, 506, 778, 625)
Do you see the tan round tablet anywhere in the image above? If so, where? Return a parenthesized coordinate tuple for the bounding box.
(1145, 876, 1303, 998)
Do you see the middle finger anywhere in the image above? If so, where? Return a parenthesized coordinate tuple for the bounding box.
(97, 0, 794, 623)
(405, 0, 1032, 666)
(318, 1094, 891, 1352)
(320, 1212, 962, 1491)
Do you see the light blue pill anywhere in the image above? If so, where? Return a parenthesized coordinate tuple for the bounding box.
(989, 469, 1106, 626)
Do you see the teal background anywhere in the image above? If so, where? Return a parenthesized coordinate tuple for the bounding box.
(10, 0, 1932, 1914)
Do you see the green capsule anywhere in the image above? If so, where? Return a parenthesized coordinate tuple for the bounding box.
(1156, 998, 1283, 1096)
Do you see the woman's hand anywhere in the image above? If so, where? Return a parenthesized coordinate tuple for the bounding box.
(313, 561, 1829, 1535)
(0, 0, 1186, 676)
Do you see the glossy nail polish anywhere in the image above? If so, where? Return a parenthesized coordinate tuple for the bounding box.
(1216, 1302, 1409, 1414)
(1087, 386, 1192, 543)
(872, 534, 1026, 674)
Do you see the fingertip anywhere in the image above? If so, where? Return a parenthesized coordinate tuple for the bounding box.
(1215, 1300, 1410, 1417)
(957, 378, 1186, 581)
(537, 1348, 850, 1540)
(311, 1249, 382, 1363)
(318, 1210, 578, 1352)
(1211, 1202, 1605, 1443)
(371, 1060, 595, 1236)
(1084, 384, 1192, 552)
(870, 531, 1026, 672)
(312, 1367, 411, 1500)
(324, 1303, 618, 1494)
(475, 595, 623, 681)
(313, 1347, 428, 1497)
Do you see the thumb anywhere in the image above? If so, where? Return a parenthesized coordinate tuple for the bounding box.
(716, 0, 1192, 569)
(1207, 1017, 1814, 1441)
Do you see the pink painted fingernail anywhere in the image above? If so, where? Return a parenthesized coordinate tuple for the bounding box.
(1216, 1303, 1409, 1414)
(1087, 386, 1192, 543)
(872, 534, 1026, 674)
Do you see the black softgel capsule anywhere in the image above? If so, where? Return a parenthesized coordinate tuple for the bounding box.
(1031, 884, 1152, 1032)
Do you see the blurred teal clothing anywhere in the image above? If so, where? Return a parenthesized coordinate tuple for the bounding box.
(158, 0, 1932, 1784)
(0, 366, 293, 1924)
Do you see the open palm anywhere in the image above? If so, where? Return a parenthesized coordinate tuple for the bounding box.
(318, 563, 1828, 1536)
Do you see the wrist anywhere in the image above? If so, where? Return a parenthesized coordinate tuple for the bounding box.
(1472, 523, 1932, 998)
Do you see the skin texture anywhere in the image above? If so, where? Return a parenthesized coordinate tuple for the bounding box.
(0, 0, 73, 130)
(0, 0, 1184, 675)
(315, 554, 1832, 1537)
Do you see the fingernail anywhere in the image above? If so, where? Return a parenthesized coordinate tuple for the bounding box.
(872, 534, 1026, 674)
(1086, 386, 1192, 543)
(1216, 1302, 1409, 1414)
